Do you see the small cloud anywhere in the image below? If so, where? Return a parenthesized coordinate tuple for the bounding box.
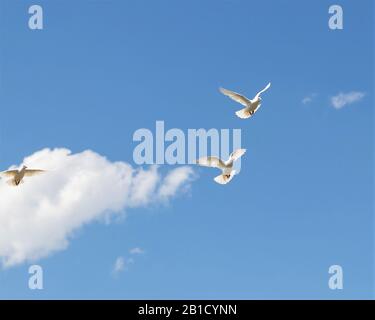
(330, 91, 365, 109)
(130, 247, 144, 255)
(302, 97, 312, 104)
(113, 256, 126, 274)
(302, 93, 317, 105)
(112, 256, 134, 275)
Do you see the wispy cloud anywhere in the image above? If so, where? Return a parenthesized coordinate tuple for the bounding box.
(113, 256, 134, 275)
(158, 167, 195, 200)
(0, 148, 195, 267)
(113, 256, 126, 273)
(130, 247, 144, 255)
(302, 93, 317, 105)
(330, 91, 365, 109)
(112, 248, 144, 276)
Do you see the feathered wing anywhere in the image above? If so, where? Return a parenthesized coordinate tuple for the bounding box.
(0, 170, 18, 177)
(24, 169, 45, 177)
(255, 82, 271, 98)
(219, 88, 251, 107)
(229, 149, 247, 162)
(196, 157, 226, 169)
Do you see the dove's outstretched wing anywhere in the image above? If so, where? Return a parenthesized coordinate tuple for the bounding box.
(196, 157, 226, 169)
(255, 82, 271, 98)
(24, 169, 45, 177)
(219, 88, 251, 107)
(229, 149, 247, 162)
(0, 170, 18, 177)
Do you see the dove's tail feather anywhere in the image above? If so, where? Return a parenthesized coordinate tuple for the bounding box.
(214, 170, 236, 185)
(235, 108, 252, 119)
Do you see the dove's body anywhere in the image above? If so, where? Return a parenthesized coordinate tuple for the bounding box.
(237, 97, 262, 119)
(220, 83, 271, 119)
(14, 167, 26, 185)
(1, 166, 45, 186)
(196, 149, 246, 185)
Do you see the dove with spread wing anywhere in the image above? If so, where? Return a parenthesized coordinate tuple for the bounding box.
(220, 83, 271, 119)
(1, 165, 46, 186)
(196, 149, 246, 185)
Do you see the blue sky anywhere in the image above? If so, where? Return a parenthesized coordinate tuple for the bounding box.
(0, 0, 373, 299)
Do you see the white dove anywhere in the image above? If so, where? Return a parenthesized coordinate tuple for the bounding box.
(196, 149, 246, 185)
(220, 82, 271, 119)
(0, 165, 45, 186)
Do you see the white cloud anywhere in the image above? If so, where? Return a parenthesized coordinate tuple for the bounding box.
(113, 256, 134, 274)
(0, 148, 195, 268)
(130, 247, 144, 255)
(158, 167, 195, 200)
(302, 93, 317, 105)
(302, 97, 312, 104)
(330, 91, 365, 109)
(113, 256, 126, 273)
(128, 166, 159, 207)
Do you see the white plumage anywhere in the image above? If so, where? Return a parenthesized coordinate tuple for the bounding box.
(220, 83, 271, 119)
(196, 149, 246, 185)
(0, 165, 45, 186)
